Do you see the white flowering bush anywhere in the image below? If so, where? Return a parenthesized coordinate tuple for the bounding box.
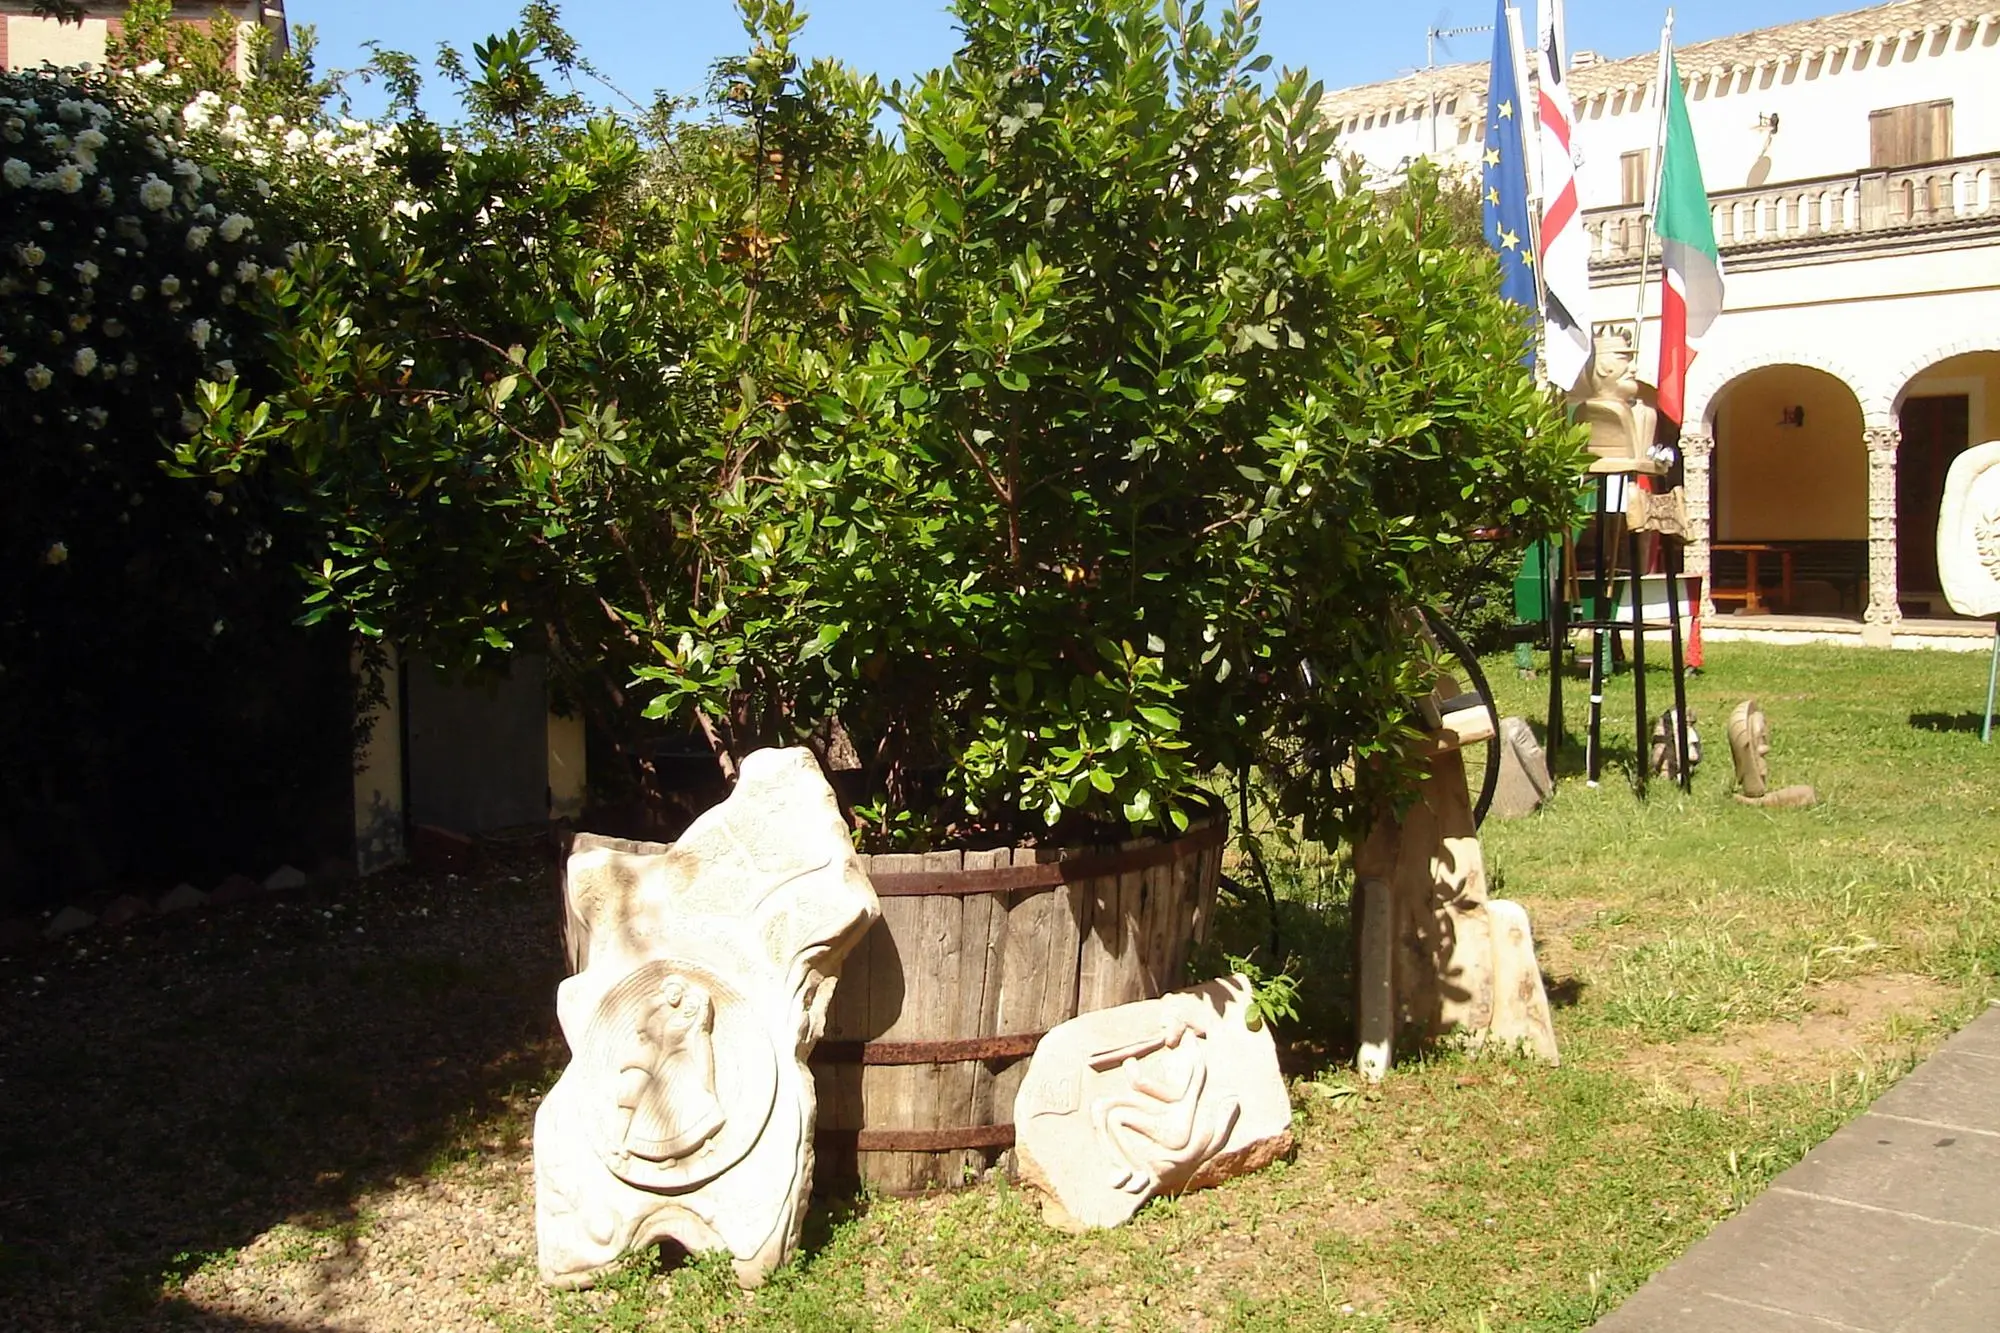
(0, 63, 335, 905)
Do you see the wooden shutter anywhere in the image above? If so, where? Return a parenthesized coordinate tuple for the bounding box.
(1870, 100, 1954, 167)
(1620, 150, 1650, 205)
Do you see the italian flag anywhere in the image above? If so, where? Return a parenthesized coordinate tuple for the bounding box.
(1654, 52, 1722, 425)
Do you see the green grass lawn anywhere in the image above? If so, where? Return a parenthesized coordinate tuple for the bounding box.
(529, 642, 2000, 1332)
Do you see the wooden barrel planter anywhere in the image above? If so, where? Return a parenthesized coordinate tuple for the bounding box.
(810, 813, 1227, 1195)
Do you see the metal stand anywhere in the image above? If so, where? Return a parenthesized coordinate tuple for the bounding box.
(1984, 619, 1999, 744)
(1553, 473, 1693, 794)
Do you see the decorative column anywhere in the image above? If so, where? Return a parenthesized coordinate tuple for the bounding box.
(1681, 430, 1716, 620)
(1864, 426, 1902, 640)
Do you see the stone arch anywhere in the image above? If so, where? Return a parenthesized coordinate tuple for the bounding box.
(1686, 344, 1885, 432)
(1887, 336, 2000, 415)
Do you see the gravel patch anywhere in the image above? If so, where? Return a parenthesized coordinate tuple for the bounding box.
(0, 845, 572, 1331)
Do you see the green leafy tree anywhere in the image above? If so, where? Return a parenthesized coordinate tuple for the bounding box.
(184, 0, 1584, 849)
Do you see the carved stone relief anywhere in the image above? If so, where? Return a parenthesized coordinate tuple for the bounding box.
(1936, 441, 2000, 618)
(1014, 977, 1292, 1231)
(535, 748, 879, 1290)
(1727, 699, 1770, 798)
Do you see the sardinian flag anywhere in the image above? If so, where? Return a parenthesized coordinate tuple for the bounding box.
(1534, 0, 1593, 391)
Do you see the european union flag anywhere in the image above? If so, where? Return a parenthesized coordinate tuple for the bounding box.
(1481, 0, 1539, 331)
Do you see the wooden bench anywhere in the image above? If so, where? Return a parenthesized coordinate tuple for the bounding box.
(1709, 540, 1866, 614)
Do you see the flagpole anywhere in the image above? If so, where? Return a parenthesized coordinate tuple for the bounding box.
(1631, 10, 1675, 344)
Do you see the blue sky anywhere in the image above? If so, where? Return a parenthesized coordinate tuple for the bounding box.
(292, 1, 1860, 121)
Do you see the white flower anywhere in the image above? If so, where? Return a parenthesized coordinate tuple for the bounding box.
(74, 259, 97, 283)
(189, 318, 211, 349)
(205, 260, 219, 277)
(133, 60, 165, 79)
(68, 314, 89, 332)
(95, 182, 112, 206)
(76, 127, 106, 153)
(72, 346, 97, 376)
(14, 242, 44, 267)
(1, 158, 28, 187)
(130, 284, 146, 301)
(24, 364, 52, 390)
(119, 354, 137, 376)
(205, 490, 223, 505)
(42, 541, 67, 565)
(47, 163, 83, 194)
(102, 318, 124, 338)
(138, 175, 172, 210)
(186, 225, 212, 251)
(218, 212, 251, 243)
(158, 275, 180, 296)
(214, 358, 236, 379)
(234, 259, 259, 283)
(181, 408, 203, 433)
(0, 345, 10, 365)
(253, 177, 271, 197)
(171, 157, 199, 182)
(282, 128, 307, 153)
(219, 283, 236, 303)
(84, 407, 106, 428)
(56, 100, 84, 125)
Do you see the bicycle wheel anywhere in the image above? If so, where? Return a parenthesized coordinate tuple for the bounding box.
(1418, 610, 1502, 828)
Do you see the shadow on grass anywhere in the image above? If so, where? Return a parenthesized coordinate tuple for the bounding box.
(1909, 710, 1996, 736)
(0, 848, 569, 1331)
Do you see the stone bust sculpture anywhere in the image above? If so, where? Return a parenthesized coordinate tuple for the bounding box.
(1571, 331, 1664, 476)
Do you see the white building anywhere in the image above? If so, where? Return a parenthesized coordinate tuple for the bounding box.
(1326, 0, 2000, 647)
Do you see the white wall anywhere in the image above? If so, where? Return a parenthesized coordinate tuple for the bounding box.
(1574, 24, 2000, 209)
(4, 15, 108, 68)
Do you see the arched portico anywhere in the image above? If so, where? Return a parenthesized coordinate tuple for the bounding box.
(1688, 363, 1878, 623)
(1891, 345, 2000, 615)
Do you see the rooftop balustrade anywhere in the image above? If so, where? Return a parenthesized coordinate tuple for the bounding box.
(1583, 151, 2000, 268)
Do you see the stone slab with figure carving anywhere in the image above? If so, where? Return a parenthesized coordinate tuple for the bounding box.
(534, 747, 879, 1290)
(1937, 440, 2000, 618)
(1013, 976, 1292, 1231)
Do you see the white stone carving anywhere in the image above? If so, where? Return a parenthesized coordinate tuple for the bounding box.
(1937, 441, 2000, 618)
(535, 748, 879, 1290)
(1014, 977, 1292, 1231)
(1727, 699, 1770, 798)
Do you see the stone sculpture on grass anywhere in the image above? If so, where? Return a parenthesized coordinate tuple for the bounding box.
(534, 747, 879, 1290)
(1013, 976, 1293, 1231)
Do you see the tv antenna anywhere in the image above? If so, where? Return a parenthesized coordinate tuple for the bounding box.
(1425, 19, 1493, 153)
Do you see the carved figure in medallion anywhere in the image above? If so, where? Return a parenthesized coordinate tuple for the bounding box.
(613, 975, 724, 1167)
(535, 748, 879, 1290)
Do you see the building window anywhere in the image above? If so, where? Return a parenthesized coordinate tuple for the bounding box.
(1869, 100, 1953, 168)
(1620, 150, 1651, 206)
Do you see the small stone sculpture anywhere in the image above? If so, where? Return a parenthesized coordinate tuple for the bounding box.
(535, 748, 879, 1290)
(1649, 707, 1700, 782)
(1727, 699, 1770, 798)
(1570, 330, 1666, 477)
(1352, 736, 1559, 1081)
(1489, 716, 1553, 819)
(1014, 976, 1292, 1231)
(1625, 484, 1689, 537)
(1936, 440, 2000, 618)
